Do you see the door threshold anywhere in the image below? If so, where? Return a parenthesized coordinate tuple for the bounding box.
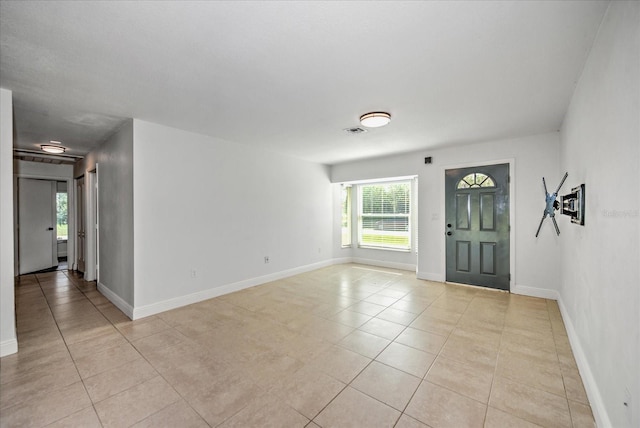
(444, 281, 510, 293)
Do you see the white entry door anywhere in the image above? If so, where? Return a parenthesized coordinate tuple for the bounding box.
(19, 178, 57, 274)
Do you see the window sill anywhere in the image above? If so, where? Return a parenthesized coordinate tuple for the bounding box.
(357, 245, 412, 253)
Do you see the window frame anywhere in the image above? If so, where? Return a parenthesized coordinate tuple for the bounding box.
(357, 179, 412, 252)
(56, 190, 68, 241)
(341, 184, 352, 248)
(456, 172, 496, 189)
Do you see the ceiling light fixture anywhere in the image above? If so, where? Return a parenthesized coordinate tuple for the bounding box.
(360, 111, 391, 128)
(41, 144, 66, 154)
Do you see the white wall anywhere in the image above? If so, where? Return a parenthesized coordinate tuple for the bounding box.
(0, 88, 17, 357)
(559, 2, 639, 427)
(132, 119, 333, 316)
(77, 120, 135, 312)
(15, 160, 73, 178)
(332, 132, 562, 296)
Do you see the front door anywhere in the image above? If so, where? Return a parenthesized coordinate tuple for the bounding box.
(445, 164, 510, 290)
(18, 178, 57, 274)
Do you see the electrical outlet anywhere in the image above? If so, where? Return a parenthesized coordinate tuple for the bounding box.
(190, 269, 197, 278)
(264, 256, 269, 264)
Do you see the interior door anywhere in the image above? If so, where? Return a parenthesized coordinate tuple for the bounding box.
(18, 178, 57, 274)
(76, 176, 86, 273)
(445, 164, 510, 290)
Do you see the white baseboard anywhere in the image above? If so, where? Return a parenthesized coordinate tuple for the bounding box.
(350, 257, 416, 273)
(97, 282, 134, 319)
(131, 258, 421, 320)
(556, 295, 610, 428)
(416, 271, 446, 282)
(131, 259, 339, 320)
(0, 338, 18, 357)
(511, 284, 560, 300)
(331, 257, 354, 266)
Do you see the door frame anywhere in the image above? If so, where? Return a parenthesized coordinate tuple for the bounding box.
(13, 172, 75, 275)
(440, 158, 515, 291)
(84, 168, 98, 282)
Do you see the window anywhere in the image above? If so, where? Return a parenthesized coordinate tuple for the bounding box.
(56, 191, 68, 241)
(341, 184, 352, 247)
(358, 181, 411, 250)
(457, 173, 495, 189)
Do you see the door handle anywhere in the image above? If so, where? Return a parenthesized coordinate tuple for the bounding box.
(447, 231, 453, 236)
(47, 227, 54, 231)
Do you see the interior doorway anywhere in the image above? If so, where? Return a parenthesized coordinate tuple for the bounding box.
(75, 168, 98, 281)
(85, 169, 98, 281)
(445, 163, 510, 290)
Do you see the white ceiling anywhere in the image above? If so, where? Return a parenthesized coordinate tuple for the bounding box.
(0, 1, 609, 165)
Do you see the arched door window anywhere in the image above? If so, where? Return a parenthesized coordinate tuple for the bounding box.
(456, 172, 496, 189)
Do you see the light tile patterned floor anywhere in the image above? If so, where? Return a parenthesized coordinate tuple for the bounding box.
(0, 264, 595, 427)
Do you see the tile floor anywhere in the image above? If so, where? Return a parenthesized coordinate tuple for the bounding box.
(0, 264, 595, 427)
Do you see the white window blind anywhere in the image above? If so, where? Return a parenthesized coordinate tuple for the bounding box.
(358, 180, 411, 250)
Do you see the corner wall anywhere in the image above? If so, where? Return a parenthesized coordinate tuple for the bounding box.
(77, 120, 135, 314)
(559, 2, 639, 427)
(331, 132, 562, 296)
(132, 120, 334, 316)
(0, 88, 17, 356)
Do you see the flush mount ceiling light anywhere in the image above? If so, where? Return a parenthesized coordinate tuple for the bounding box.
(360, 111, 391, 128)
(41, 144, 66, 154)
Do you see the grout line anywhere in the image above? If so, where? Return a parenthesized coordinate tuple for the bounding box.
(11, 265, 587, 428)
(71, 271, 216, 427)
(28, 271, 105, 427)
(312, 273, 442, 426)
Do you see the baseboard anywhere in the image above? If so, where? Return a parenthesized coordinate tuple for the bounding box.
(511, 284, 560, 300)
(416, 271, 446, 282)
(556, 295, 611, 428)
(350, 257, 416, 272)
(97, 282, 134, 319)
(0, 338, 18, 357)
(131, 259, 340, 320)
(92, 257, 610, 427)
(331, 257, 354, 266)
